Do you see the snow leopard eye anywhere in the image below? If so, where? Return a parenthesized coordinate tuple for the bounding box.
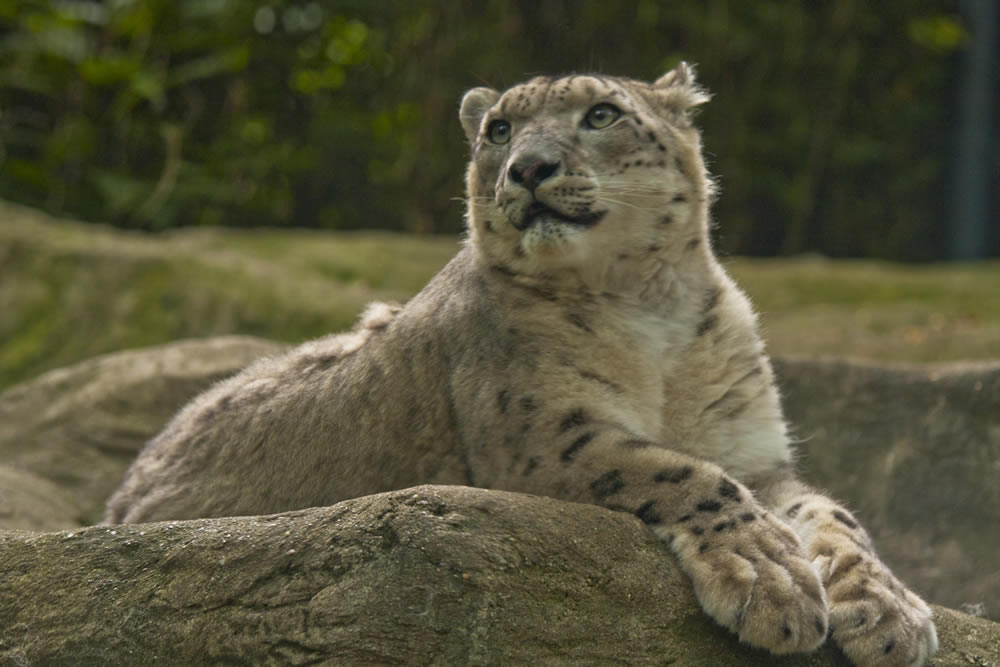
(584, 103, 621, 129)
(487, 119, 511, 144)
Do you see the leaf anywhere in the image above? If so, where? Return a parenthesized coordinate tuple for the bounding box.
(91, 169, 152, 216)
(166, 45, 250, 87)
(907, 15, 968, 53)
(130, 70, 166, 108)
(79, 56, 140, 86)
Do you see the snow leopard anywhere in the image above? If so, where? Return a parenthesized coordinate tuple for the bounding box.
(106, 64, 938, 666)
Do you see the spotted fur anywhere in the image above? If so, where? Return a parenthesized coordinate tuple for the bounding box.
(106, 64, 936, 666)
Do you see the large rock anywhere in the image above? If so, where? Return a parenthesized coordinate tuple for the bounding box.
(1, 338, 998, 663)
(774, 357, 1000, 621)
(2, 485, 998, 666)
(0, 336, 285, 528)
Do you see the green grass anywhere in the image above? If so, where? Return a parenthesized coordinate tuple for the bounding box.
(727, 257, 1000, 362)
(1, 200, 997, 391)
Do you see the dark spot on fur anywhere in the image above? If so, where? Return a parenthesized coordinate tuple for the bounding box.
(691, 525, 704, 535)
(883, 639, 895, 654)
(497, 390, 510, 413)
(561, 432, 595, 462)
(654, 466, 693, 484)
(786, 502, 803, 518)
(522, 283, 558, 302)
(700, 372, 762, 420)
(703, 286, 722, 314)
(590, 470, 625, 499)
(718, 477, 741, 502)
(833, 510, 859, 530)
(696, 500, 722, 513)
(566, 311, 593, 333)
(713, 520, 736, 532)
(492, 264, 517, 277)
(558, 409, 587, 433)
(657, 143, 666, 152)
(686, 238, 701, 251)
(634, 500, 662, 525)
(740, 512, 756, 522)
(699, 542, 709, 553)
(826, 554, 865, 591)
(696, 314, 718, 337)
(660, 214, 673, 226)
(672, 193, 687, 203)
(815, 616, 826, 637)
(782, 625, 792, 639)
(519, 395, 538, 412)
(523, 456, 540, 476)
(189, 434, 210, 450)
(646, 244, 662, 254)
(213, 394, 232, 413)
(677, 514, 693, 523)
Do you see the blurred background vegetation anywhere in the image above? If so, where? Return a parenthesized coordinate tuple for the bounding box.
(0, 1, 998, 388)
(0, 0, 995, 260)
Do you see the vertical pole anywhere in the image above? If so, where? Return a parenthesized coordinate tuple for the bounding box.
(950, 0, 997, 260)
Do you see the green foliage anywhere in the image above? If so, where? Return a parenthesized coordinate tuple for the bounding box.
(0, 1, 979, 258)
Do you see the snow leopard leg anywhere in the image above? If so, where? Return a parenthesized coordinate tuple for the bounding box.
(754, 473, 938, 667)
(498, 425, 829, 655)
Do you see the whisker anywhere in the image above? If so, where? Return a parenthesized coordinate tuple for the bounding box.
(599, 182, 669, 192)
(594, 196, 665, 213)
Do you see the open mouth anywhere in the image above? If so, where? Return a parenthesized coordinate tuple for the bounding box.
(514, 202, 606, 231)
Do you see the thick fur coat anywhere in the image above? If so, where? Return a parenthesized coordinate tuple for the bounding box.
(106, 65, 937, 667)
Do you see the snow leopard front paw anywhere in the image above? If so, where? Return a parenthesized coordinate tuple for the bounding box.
(667, 505, 829, 654)
(812, 537, 938, 667)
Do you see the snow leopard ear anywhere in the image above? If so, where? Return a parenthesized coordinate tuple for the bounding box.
(653, 62, 711, 112)
(460, 87, 501, 145)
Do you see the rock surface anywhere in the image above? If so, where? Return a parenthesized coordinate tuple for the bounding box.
(0, 336, 284, 527)
(775, 357, 1000, 620)
(1, 338, 998, 663)
(2, 485, 998, 666)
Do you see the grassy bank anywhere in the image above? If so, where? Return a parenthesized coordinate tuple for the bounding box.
(2, 201, 997, 390)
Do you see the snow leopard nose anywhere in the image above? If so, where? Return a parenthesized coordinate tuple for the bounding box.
(508, 157, 561, 193)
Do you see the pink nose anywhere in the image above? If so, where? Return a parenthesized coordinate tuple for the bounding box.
(508, 159, 560, 192)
